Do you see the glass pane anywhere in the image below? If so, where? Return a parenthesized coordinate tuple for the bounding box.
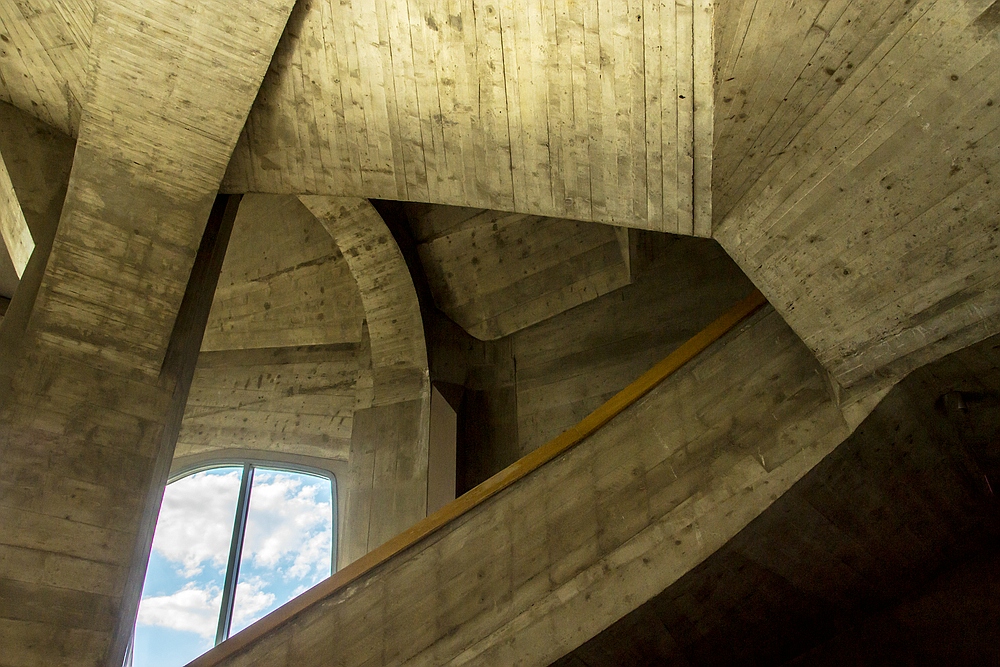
(133, 467, 244, 667)
(229, 469, 334, 636)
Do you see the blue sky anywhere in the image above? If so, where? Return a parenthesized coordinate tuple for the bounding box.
(134, 468, 333, 667)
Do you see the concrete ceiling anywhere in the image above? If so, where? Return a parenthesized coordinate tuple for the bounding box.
(0, 0, 93, 136)
(220, 0, 715, 235)
(1, 0, 1000, 665)
(3, 0, 997, 393)
(404, 203, 632, 339)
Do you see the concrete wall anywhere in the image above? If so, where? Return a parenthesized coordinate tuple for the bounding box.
(0, 4, 294, 666)
(424, 229, 755, 491)
(168, 195, 434, 572)
(202, 306, 879, 667)
(556, 329, 1000, 665)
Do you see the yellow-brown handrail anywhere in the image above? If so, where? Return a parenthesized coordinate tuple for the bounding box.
(188, 288, 767, 667)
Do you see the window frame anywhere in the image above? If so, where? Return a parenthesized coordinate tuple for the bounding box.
(171, 459, 339, 643)
(130, 458, 338, 664)
(168, 458, 338, 576)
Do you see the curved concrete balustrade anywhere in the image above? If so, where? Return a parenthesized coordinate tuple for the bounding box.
(187, 294, 889, 667)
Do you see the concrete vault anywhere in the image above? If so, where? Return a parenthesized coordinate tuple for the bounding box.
(1, 0, 999, 665)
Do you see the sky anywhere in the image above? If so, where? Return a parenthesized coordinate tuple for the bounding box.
(133, 467, 333, 667)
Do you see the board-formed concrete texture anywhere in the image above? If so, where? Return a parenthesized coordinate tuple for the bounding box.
(0, 0, 95, 136)
(1, 0, 1000, 665)
(0, 1, 294, 665)
(299, 196, 432, 569)
(191, 307, 876, 667)
(223, 0, 716, 235)
(713, 0, 1000, 389)
(554, 329, 1000, 666)
(404, 204, 633, 340)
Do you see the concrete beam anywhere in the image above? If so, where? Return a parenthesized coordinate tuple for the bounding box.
(714, 0, 1000, 389)
(223, 0, 715, 234)
(0, 2, 294, 665)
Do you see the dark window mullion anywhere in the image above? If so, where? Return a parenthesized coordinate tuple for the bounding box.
(330, 475, 338, 575)
(216, 463, 254, 645)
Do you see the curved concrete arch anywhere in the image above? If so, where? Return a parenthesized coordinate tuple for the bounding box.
(300, 196, 428, 406)
(174, 194, 366, 469)
(300, 195, 431, 567)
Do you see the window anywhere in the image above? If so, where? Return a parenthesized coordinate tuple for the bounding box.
(129, 463, 336, 667)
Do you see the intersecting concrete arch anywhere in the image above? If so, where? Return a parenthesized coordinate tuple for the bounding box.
(300, 195, 432, 568)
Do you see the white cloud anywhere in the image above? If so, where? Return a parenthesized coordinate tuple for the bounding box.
(152, 470, 243, 577)
(137, 583, 221, 638)
(243, 473, 333, 581)
(232, 578, 276, 628)
(137, 580, 276, 639)
(137, 469, 333, 647)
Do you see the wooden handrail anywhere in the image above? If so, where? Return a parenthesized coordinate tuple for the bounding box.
(187, 288, 767, 667)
